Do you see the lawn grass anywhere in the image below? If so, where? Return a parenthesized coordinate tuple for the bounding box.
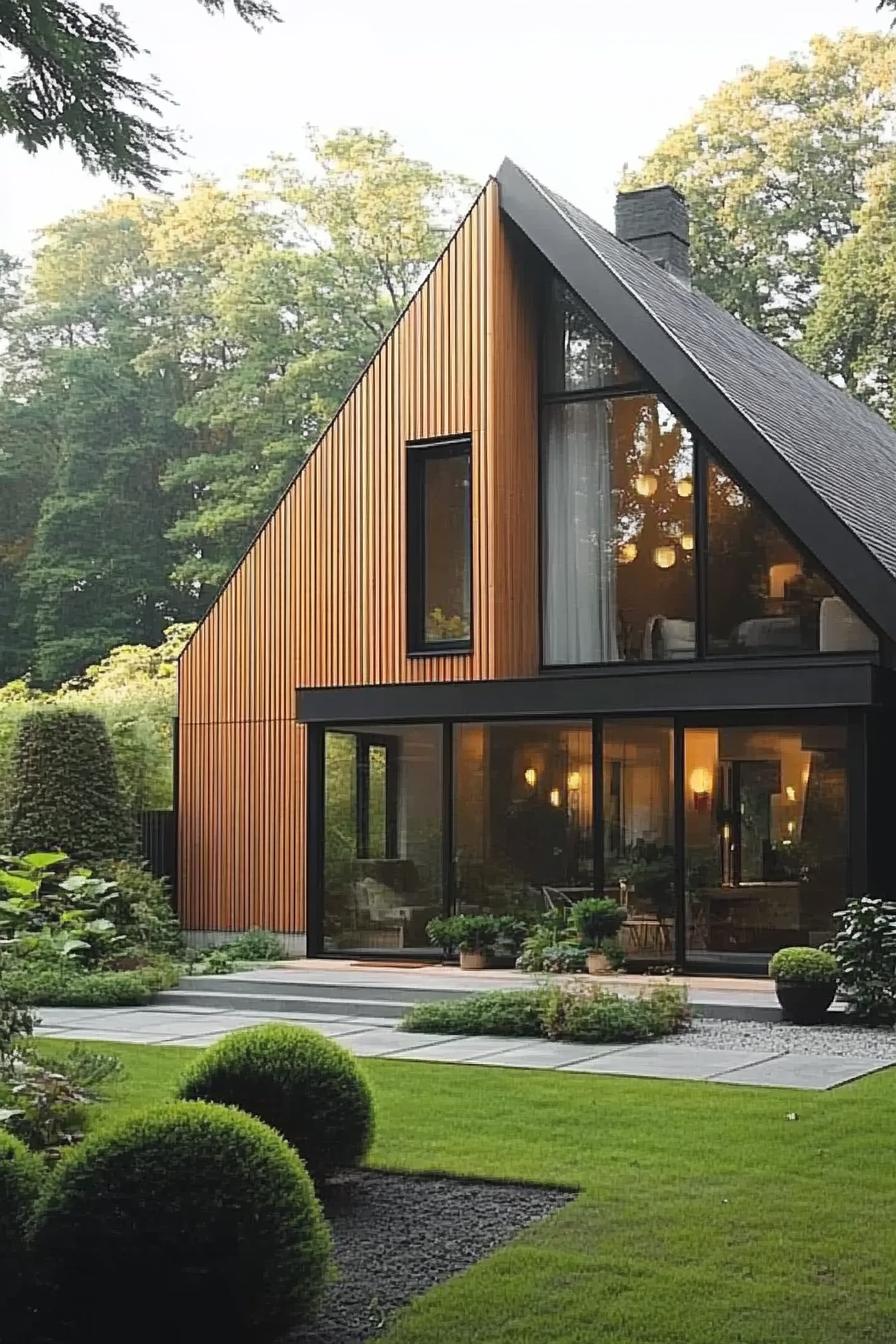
(38, 1037, 896, 1343)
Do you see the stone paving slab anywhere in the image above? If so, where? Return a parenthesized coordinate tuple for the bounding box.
(390, 1035, 540, 1063)
(341, 1029, 457, 1057)
(470, 1041, 630, 1069)
(712, 1052, 894, 1090)
(561, 1044, 780, 1080)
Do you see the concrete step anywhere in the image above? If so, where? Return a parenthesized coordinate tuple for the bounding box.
(159, 973, 812, 1023)
(155, 988, 416, 1019)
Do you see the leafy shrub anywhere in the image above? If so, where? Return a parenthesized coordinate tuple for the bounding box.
(5, 710, 136, 862)
(177, 1024, 374, 1181)
(224, 927, 286, 961)
(187, 945, 240, 975)
(769, 946, 838, 984)
(570, 897, 627, 947)
(540, 943, 587, 973)
(0, 1130, 43, 1330)
(597, 937, 626, 971)
(99, 860, 183, 956)
(425, 913, 501, 954)
(0, 960, 177, 1007)
(542, 982, 690, 1043)
(401, 983, 689, 1043)
(829, 896, 896, 1024)
(29, 1102, 331, 1344)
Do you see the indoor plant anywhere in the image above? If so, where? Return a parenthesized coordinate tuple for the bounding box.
(425, 914, 500, 970)
(768, 946, 839, 1024)
(570, 898, 627, 974)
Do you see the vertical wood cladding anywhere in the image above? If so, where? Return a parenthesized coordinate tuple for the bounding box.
(178, 181, 541, 932)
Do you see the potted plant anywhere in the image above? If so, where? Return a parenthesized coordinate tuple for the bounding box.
(570, 898, 627, 975)
(768, 946, 839, 1024)
(425, 914, 500, 970)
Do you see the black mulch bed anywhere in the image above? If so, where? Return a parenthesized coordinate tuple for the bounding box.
(289, 1170, 575, 1344)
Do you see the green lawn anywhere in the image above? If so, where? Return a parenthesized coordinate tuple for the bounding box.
(39, 1038, 896, 1343)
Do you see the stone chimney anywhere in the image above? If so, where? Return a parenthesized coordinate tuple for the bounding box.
(615, 185, 690, 284)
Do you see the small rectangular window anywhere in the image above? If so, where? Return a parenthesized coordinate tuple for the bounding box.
(407, 436, 472, 653)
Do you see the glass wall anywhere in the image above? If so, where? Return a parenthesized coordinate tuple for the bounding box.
(706, 460, 877, 656)
(322, 725, 443, 953)
(542, 394, 696, 664)
(602, 720, 676, 963)
(684, 723, 849, 963)
(453, 721, 593, 917)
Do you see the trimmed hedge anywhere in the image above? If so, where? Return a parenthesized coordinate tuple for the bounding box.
(402, 984, 691, 1043)
(0, 1131, 44, 1330)
(0, 961, 178, 1007)
(29, 1102, 331, 1344)
(5, 709, 136, 862)
(178, 1023, 374, 1181)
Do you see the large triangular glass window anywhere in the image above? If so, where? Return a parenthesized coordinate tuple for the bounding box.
(706, 458, 877, 655)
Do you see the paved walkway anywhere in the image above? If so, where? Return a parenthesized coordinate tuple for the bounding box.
(35, 1004, 894, 1091)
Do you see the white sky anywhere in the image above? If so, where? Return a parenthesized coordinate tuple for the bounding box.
(0, 0, 887, 259)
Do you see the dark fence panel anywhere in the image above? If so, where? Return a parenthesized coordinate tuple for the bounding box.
(137, 809, 176, 886)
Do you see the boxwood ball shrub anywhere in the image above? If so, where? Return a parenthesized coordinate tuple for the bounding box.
(769, 947, 838, 983)
(4, 708, 136, 862)
(178, 1023, 374, 1180)
(28, 1102, 331, 1344)
(0, 1131, 44, 1326)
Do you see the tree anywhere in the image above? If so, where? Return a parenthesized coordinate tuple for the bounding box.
(802, 159, 896, 421)
(621, 31, 896, 345)
(0, 0, 278, 187)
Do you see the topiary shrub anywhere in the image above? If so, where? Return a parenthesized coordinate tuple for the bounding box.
(177, 1024, 374, 1181)
(0, 1130, 44, 1331)
(769, 947, 838, 984)
(5, 709, 136, 862)
(28, 1102, 331, 1344)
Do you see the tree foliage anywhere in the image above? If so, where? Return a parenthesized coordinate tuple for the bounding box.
(622, 31, 896, 344)
(0, 0, 278, 187)
(0, 130, 472, 685)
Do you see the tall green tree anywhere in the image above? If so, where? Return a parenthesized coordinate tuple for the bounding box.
(802, 159, 896, 421)
(0, 0, 277, 186)
(621, 31, 896, 344)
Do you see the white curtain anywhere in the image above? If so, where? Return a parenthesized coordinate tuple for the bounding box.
(543, 400, 618, 664)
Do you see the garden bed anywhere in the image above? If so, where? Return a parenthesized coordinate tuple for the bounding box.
(292, 1170, 574, 1344)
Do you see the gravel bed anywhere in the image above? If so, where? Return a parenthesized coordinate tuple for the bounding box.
(291, 1170, 573, 1344)
(667, 1017, 896, 1058)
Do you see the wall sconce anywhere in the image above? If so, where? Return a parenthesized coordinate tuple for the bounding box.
(785, 785, 796, 802)
(524, 767, 537, 789)
(689, 766, 712, 813)
(652, 545, 677, 569)
(567, 771, 581, 791)
(634, 472, 658, 498)
(676, 477, 693, 498)
(549, 788, 561, 807)
(680, 532, 694, 552)
(618, 541, 638, 564)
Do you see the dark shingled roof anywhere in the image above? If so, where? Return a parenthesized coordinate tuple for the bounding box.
(520, 167, 896, 585)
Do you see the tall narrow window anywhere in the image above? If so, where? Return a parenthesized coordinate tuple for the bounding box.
(706, 458, 878, 656)
(408, 437, 472, 652)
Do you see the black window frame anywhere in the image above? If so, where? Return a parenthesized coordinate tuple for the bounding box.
(406, 434, 473, 656)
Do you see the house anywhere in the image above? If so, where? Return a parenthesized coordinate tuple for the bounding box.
(177, 160, 896, 972)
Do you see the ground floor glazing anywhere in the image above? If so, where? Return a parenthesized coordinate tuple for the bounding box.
(313, 711, 862, 971)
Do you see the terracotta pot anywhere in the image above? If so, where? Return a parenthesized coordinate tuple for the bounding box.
(459, 948, 487, 971)
(775, 980, 836, 1025)
(586, 949, 611, 976)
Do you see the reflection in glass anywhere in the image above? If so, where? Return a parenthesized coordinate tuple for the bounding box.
(453, 721, 593, 917)
(323, 725, 443, 952)
(684, 723, 848, 963)
(707, 460, 877, 656)
(421, 447, 471, 645)
(543, 394, 696, 664)
(603, 719, 675, 962)
(542, 277, 641, 393)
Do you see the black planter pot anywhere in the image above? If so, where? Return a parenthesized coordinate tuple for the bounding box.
(774, 980, 837, 1025)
